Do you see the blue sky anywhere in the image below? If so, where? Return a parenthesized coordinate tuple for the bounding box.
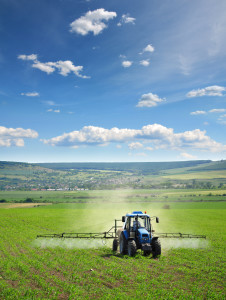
(0, 0, 226, 162)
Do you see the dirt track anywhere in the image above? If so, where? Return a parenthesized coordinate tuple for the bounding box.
(0, 203, 52, 209)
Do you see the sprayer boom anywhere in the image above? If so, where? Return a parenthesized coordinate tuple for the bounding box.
(36, 212, 206, 257)
(155, 233, 206, 239)
(37, 232, 116, 239)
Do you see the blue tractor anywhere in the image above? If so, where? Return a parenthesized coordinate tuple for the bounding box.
(113, 211, 161, 257)
(37, 210, 206, 255)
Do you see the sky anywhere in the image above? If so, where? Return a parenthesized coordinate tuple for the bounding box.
(0, 0, 226, 163)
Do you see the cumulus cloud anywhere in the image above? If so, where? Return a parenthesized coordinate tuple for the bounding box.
(143, 44, 155, 53)
(122, 60, 133, 68)
(47, 109, 60, 113)
(191, 109, 226, 116)
(18, 54, 37, 61)
(18, 54, 89, 78)
(117, 14, 136, 26)
(139, 60, 150, 66)
(128, 142, 143, 150)
(209, 108, 226, 113)
(180, 152, 197, 159)
(70, 8, 117, 36)
(136, 93, 165, 108)
(190, 110, 206, 115)
(21, 92, 39, 97)
(187, 85, 226, 98)
(0, 126, 38, 147)
(145, 146, 153, 151)
(42, 124, 226, 153)
(44, 101, 56, 106)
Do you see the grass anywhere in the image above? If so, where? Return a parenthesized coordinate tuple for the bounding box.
(0, 198, 225, 299)
(162, 170, 226, 180)
(1, 188, 226, 204)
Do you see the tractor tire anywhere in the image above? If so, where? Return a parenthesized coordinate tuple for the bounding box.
(152, 238, 161, 258)
(119, 233, 127, 255)
(112, 238, 118, 252)
(128, 240, 137, 257)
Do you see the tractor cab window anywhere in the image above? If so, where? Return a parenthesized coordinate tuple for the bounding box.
(125, 217, 130, 231)
(131, 216, 150, 231)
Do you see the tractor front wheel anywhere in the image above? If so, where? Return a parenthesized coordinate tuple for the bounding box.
(119, 233, 127, 255)
(152, 238, 161, 258)
(112, 238, 118, 252)
(128, 240, 137, 257)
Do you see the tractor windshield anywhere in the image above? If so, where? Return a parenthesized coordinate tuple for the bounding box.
(130, 216, 150, 231)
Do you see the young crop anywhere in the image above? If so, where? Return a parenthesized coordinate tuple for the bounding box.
(0, 197, 225, 299)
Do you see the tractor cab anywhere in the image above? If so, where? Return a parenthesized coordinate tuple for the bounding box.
(122, 211, 154, 245)
(124, 211, 151, 233)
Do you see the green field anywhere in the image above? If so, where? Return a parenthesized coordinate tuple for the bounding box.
(0, 161, 225, 298)
(1, 188, 226, 203)
(0, 195, 225, 299)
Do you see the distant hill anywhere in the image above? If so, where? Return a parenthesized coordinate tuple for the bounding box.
(36, 160, 211, 174)
(0, 161, 54, 176)
(188, 160, 226, 172)
(1, 160, 226, 191)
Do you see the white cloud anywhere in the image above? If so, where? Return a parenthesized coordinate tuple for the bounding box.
(44, 101, 56, 106)
(70, 8, 117, 36)
(42, 123, 226, 153)
(32, 61, 55, 74)
(187, 85, 226, 98)
(139, 60, 150, 66)
(47, 109, 60, 113)
(136, 93, 165, 107)
(145, 147, 153, 151)
(0, 126, 38, 147)
(18, 54, 37, 61)
(143, 44, 155, 53)
(218, 114, 226, 125)
(180, 152, 197, 159)
(21, 92, 39, 97)
(209, 108, 226, 113)
(117, 14, 136, 26)
(18, 54, 89, 78)
(128, 142, 143, 150)
(122, 60, 133, 68)
(190, 110, 206, 115)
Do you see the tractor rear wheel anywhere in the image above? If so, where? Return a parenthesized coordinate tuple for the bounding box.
(128, 240, 137, 257)
(119, 233, 127, 255)
(152, 238, 161, 258)
(112, 238, 118, 252)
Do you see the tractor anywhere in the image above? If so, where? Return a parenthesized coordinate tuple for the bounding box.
(37, 210, 206, 257)
(112, 211, 161, 257)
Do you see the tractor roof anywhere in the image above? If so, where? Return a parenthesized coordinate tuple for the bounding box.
(126, 211, 150, 217)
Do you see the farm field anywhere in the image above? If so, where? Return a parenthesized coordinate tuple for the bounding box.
(0, 195, 225, 299)
(1, 188, 226, 204)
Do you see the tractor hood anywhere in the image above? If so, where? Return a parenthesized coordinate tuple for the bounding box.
(138, 228, 150, 243)
(138, 228, 149, 236)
